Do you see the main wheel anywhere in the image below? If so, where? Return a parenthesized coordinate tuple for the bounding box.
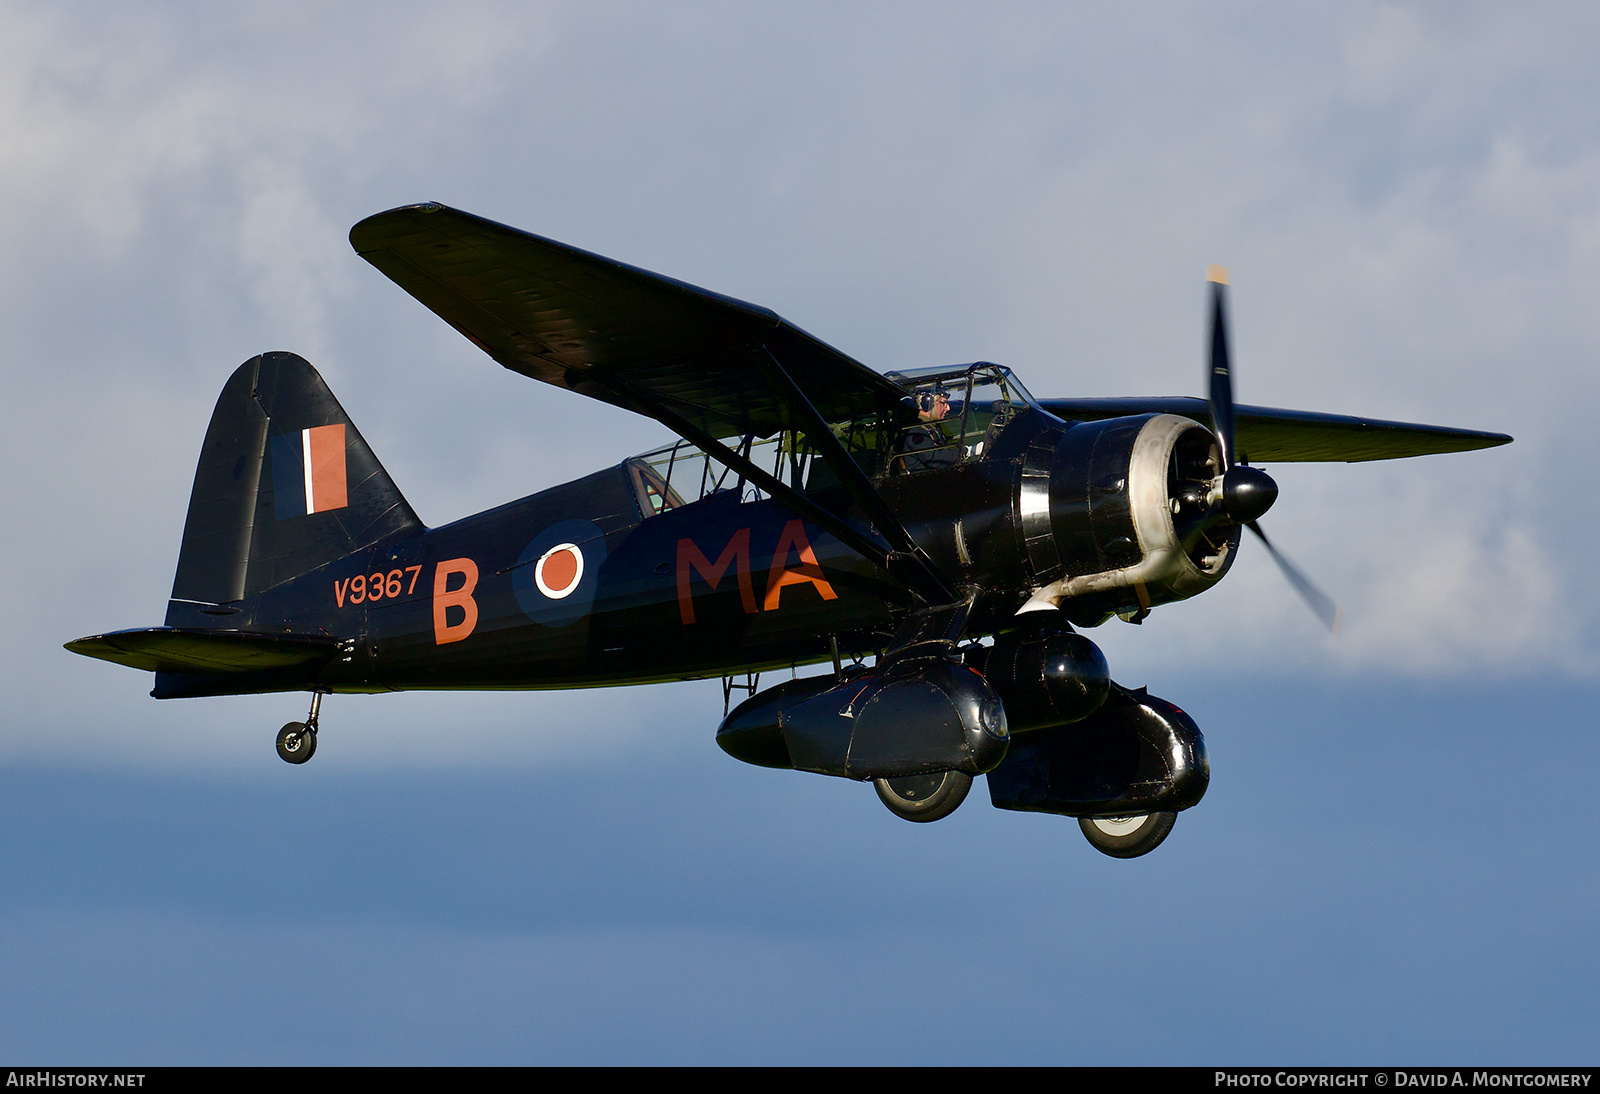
(873, 770, 972, 823)
(1078, 812, 1176, 858)
(276, 721, 317, 765)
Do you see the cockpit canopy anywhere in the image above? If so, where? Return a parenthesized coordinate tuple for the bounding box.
(881, 362, 1041, 474)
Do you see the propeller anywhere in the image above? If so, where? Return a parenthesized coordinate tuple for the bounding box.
(1203, 265, 1341, 636)
(1244, 521, 1342, 635)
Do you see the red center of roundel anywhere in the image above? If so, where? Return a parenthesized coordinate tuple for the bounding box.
(542, 550, 578, 591)
(535, 545, 582, 598)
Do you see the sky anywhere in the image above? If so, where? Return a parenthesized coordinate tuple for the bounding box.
(0, 0, 1596, 1064)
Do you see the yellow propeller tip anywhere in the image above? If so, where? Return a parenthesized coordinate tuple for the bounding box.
(1206, 264, 1230, 285)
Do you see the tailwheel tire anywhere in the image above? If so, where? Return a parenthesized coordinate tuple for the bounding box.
(1078, 811, 1176, 858)
(276, 722, 317, 765)
(873, 770, 972, 823)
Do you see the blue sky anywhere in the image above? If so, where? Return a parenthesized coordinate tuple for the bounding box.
(1, 1, 1596, 1063)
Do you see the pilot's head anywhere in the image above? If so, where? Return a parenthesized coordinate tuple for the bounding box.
(917, 389, 950, 422)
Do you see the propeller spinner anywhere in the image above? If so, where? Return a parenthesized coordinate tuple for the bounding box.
(1202, 265, 1341, 635)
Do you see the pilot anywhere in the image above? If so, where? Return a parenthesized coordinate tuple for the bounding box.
(895, 387, 955, 472)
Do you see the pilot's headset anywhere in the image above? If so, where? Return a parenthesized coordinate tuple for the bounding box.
(916, 385, 948, 415)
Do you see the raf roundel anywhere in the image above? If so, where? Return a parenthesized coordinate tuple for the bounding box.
(512, 518, 606, 628)
(533, 543, 583, 599)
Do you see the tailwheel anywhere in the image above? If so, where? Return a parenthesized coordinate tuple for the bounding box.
(1078, 812, 1176, 858)
(275, 691, 324, 765)
(276, 721, 317, 764)
(873, 770, 972, 823)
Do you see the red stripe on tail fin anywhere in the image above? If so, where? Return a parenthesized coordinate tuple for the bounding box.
(306, 424, 347, 513)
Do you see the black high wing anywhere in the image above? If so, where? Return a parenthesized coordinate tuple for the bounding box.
(1038, 397, 1511, 463)
(349, 202, 906, 440)
(351, 204, 1510, 464)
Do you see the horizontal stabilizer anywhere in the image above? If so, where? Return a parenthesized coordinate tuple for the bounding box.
(1038, 398, 1511, 463)
(65, 628, 338, 675)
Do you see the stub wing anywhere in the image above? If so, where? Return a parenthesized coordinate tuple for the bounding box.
(1038, 397, 1511, 462)
(350, 203, 905, 440)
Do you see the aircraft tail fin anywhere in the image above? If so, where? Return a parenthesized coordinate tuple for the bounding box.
(165, 352, 423, 625)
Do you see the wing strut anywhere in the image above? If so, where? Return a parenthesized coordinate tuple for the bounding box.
(607, 361, 954, 606)
(606, 377, 897, 574)
(753, 347, 956, 605)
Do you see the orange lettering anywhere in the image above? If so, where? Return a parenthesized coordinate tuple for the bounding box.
(432, 558, 480, 644)
(764, 519, 838, 611)
(676, 529, 756, 625)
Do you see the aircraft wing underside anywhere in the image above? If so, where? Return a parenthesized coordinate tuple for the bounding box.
(350, 203, 905, 440)
(1039, 398, 1511, 462)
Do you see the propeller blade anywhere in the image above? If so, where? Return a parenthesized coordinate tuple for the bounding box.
(1207, 264, 1236, 471)
(1246, 522, 1342, 636)
(1199, 270, 1334, 634)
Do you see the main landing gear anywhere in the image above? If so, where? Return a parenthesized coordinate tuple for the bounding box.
(275, 691, 324, 765)
(873, 770, 972, 823)
(1077, 812, 1177, 858)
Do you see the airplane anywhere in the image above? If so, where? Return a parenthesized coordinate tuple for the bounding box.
(66, 203, 1511, 858)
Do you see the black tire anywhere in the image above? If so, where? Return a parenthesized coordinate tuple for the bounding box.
(873, 770, 972, 823)
(276, 721, 317, 765)
(1078, 811, 1176, 858)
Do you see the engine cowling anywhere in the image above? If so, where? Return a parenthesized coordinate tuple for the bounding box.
(1016, 412, 1240, 622)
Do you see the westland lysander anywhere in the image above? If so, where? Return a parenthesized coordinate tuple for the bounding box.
(70, 204, 1510, 857)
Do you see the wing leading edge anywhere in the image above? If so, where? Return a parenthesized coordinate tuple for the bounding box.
(350, 203, 905, 440)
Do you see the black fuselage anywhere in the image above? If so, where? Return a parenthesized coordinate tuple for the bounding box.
(159, 458, 1014, 697)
